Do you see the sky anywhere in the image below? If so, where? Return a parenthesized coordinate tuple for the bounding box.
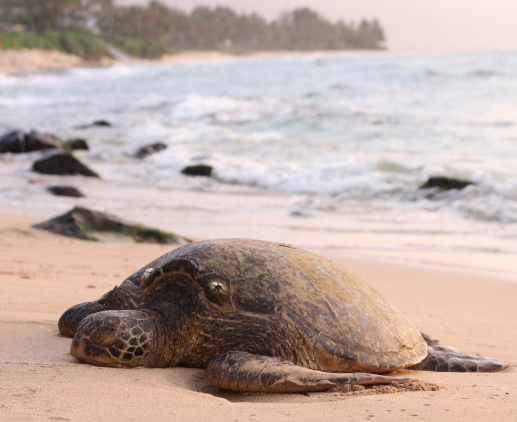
(117, 0, 517, 52)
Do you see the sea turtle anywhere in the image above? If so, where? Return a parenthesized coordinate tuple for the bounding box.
(59, 239, 508, 393)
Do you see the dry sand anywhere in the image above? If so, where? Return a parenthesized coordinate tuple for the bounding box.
(0, 49, 263, 71)
(0, 49, 241, 72)
(0, 211, 515, 421)
(0, 49, 85, 71)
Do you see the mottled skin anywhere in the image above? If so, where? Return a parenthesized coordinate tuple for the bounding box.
(59, 239, 508, 393)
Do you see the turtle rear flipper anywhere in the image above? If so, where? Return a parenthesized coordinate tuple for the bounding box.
(410, 333, 509, 372)
(206, 351, 419, 393)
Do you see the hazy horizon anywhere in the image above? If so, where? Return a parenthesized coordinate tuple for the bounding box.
(116, 0, 517, 52)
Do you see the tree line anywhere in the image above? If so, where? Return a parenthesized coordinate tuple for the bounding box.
(0, 0, 386, 58)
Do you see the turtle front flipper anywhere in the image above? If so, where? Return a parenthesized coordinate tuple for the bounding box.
(409, 333, 509, 372)
(206, 351, 419, 393)
(58, 300, 106, 338)
(70, 310, 157, 367)
(58, 283, 141, 337)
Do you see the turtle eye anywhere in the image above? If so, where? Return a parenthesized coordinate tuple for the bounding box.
(209, 281, 226, 295)
(202, 275, 230, 307)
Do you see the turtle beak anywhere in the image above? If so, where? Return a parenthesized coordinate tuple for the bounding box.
(58, 301, 104, 338)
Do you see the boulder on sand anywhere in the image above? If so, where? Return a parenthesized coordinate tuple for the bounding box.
(32, 152, 100, 177)
(47, 185, 85, 198)
(33, 206, 189, 244)
(0, 130, 62, 153)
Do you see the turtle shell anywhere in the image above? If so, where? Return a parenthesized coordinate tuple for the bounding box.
(129, 238, 427, 372)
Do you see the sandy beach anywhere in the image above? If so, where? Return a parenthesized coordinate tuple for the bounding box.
(0, 210, 515, 421)
(0, 48, 254, 71)
(0, 49, 86, 71)
(1, 48, 516, 421)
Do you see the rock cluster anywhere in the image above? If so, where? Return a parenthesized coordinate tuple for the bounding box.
(0, 130, 62, 153)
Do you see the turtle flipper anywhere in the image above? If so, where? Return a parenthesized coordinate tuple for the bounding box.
(58, 284, 140, 337)
(410, 333, 509, 372)
(70, 310, 156, 367)
(206, 351, 418, 393)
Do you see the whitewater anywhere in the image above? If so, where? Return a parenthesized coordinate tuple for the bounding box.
(1, 50, 516, 271)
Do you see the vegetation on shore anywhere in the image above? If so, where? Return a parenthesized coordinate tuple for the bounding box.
(0, 0, 386, 60)
(0, 28, 106, 60)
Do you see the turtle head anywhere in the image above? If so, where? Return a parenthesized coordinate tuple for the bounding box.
(69, 272, 205, 368)
(70, 310, 161, 367)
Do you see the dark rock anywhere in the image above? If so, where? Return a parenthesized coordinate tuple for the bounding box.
(47, 185, 85, 198)
(33, 206, 188, 244)
(93, 120, 111, 127)
(134, 142, 167, 159)
(419, 176, 475, 191)
(26, 130, 63, 150)
(0, 131, 25, 153)
(181, 164, 213, 177)
(63, 138, 89, 151)
(0, 130, 62, 153)
(32, 152, 100, 177)
(76, 120, 112, 129)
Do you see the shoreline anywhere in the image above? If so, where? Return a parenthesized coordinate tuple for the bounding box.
(0, 210, 515, 421)
(4, 209, 515, 281)
(1, 156, 516, 279)
(0, 48, 384, 72)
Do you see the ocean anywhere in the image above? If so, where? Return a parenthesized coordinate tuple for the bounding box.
(1, 50, 516, 270)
